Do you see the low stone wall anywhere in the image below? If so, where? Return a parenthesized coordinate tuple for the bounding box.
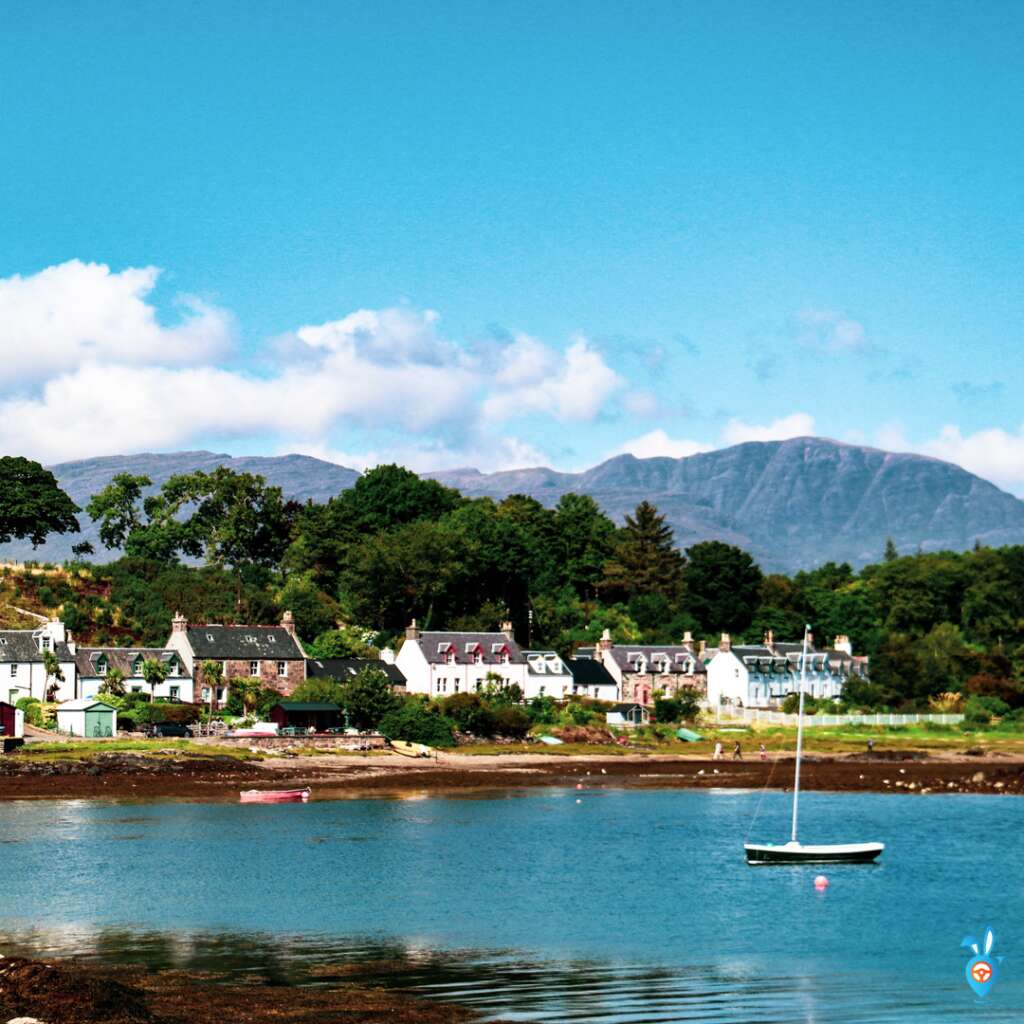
(192, 733, 388, 751)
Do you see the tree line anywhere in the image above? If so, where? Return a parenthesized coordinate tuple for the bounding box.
(3, 454, 1024, 712)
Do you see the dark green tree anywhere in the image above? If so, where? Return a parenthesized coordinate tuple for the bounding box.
(0, 457, 80, 548)
(884, 537, 899, 562)
(602, 501, 685, 601)
(552, 493, 616, 598)
(683, 540, 763, 634)
(342, 666, 401, 730)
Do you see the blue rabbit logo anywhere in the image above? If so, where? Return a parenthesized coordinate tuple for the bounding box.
(962, 927, 1000, 999)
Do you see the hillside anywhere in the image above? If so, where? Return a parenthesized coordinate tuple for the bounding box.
(429, 438, 1024, 571)
(0, 451, 359, 565)
(4, 438, 1024, 572)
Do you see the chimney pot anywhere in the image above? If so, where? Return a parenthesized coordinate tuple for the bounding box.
(281, 610, 296, 636)
(405, 619, 421, 642)
(720, 632, 732, 652)
(500, 619, 515, 639)
(171, 611, 188, 634)
(683, 630, 693, 644)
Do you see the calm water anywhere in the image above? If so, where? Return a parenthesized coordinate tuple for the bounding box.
(0, 787, 1021, 1022)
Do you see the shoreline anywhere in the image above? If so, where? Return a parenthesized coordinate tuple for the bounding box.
(1, 749, 1022, 800)
(0, 954, 491, 1024)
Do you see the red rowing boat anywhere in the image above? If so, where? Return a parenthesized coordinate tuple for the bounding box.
(239, 787, 311, 803)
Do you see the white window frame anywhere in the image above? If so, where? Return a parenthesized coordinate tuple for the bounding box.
(277, 661, 287, 677)
(249, 660, 260, 677)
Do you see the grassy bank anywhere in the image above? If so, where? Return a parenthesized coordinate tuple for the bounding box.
(11, 739, 262, 761)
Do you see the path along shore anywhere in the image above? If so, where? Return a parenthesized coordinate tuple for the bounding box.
(1, 749, 1022, 800)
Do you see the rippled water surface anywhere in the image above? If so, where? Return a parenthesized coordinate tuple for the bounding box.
(1, 787, 1021, 1021)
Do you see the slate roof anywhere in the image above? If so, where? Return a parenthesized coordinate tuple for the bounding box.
(307, 658, 407, 686)
(184, 625, 305, 660)
(577, 643, 705, 676)
(522, 650, 571, 676)
(413, 631, 523, 666)
(0, 631, 74, 664)
(75, 647, 189, 679)
(566, 659, 617, 689)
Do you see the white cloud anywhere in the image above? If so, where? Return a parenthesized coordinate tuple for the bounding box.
(0, 260, 232, 383)
(483, 334, 623, 423)
(612, 429, 710, 460)
(721, 412, 816, 445)
(876, 423, 1024, 495)
(795, 308, 867, 353)
(0, 264, 624, 467)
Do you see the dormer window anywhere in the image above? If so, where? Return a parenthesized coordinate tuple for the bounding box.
(166, 657, 178, 676)
(268, 635, 276, 643)
(96, 656, 108, 677)
(39, 635, 51, 652)
(132, 658, 144, 677)
(207, 633, 215, 641)
(0, 638, 7, 646)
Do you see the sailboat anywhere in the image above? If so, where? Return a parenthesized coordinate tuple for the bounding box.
(744, 626, 885, 866)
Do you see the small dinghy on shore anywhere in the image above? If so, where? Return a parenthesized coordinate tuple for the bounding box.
(239, 787, 311, 803)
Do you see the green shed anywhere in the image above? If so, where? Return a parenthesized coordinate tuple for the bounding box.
(56, 699, 118, 738)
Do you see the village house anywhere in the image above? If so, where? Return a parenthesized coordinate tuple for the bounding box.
(566, 658, 619, 702)
(165, 611, 307, 708)
(705, 631, 869, 709)
(76, 647, 193, 703)
(307, 656, 407, 692)
(0, 619, 78, 704)
(575, 630, 707, 706)
(395, 621, 575, 700)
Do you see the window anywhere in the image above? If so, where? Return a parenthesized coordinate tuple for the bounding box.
(268, 635, 276, 643)
(207, 633, 215, 641)
(97, 658, 108, 677)
(202, 686, 211, 701)
(0, 638, 7, 645)
(166, 658, 177, 676)
(40, 636, 51, 651)
(216, 687, 225, 702)
(436, 677, 447, 694)
(132, 659, 143, 677)
(131, 686, 142, 693)
(277, 661, 286, 677)
(474, 652, 483, 665)
(454, 678, 460, 693)
(169, 686, 180, 700)
(9, 664, 16, 677)
(249, 660, 260, 677)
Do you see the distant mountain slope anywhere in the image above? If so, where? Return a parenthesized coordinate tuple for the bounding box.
(4, 438, 1024, 572)
(429, 438, 1024, 571)
(0, 451, 359, 564)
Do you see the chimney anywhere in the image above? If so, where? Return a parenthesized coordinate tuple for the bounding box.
(598, 628, 614, 652)
(281, 610, 296, 637)
(806, 631, 814, 649)
(698, 639, 706, 658)
(720, 632, 731, 652)
(833, 634, 852, 655)
(405, 619, 421, 642)
(500, 619, 515, 640)
(172, 611, 187, 634)
(763, 629, 774, 647)
(683, 630, 693, 645)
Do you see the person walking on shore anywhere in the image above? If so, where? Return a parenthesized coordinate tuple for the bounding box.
(732, 741, 742, 760)
(713, 740, 724, 760)
(759, 743, 767, 761)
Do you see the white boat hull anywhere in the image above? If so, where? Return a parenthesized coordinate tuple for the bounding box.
(745, 840, 884, 864)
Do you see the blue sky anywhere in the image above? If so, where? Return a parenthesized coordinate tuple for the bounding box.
(1, 1, 1023, 489)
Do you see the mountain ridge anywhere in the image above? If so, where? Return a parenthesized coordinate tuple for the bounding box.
(3, 438, 1023, 572)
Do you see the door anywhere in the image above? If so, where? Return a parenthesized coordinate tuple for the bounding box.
(84, 709, 110, 737)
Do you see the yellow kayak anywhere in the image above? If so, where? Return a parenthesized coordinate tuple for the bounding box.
(390, 739, 433, 758)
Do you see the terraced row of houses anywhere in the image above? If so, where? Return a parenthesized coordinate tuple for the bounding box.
(0, 612, 869, 713)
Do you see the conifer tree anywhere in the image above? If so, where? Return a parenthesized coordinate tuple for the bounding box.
(601, 501, 685, 600)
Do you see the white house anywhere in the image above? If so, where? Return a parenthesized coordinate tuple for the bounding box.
(56, 698, 118, 737)
(75, 647, 193, 702)
(706, 632, 868, 709)
(395, 621, 575, 700)
(0, 620, 78, 704)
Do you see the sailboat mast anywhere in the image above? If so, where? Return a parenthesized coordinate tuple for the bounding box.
(790, 625, 810, 843)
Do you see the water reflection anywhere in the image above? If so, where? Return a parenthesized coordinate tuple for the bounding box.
(0, 924, 980, 1024)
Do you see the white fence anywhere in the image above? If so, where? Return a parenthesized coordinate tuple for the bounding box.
(713, 707, 964, 728)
